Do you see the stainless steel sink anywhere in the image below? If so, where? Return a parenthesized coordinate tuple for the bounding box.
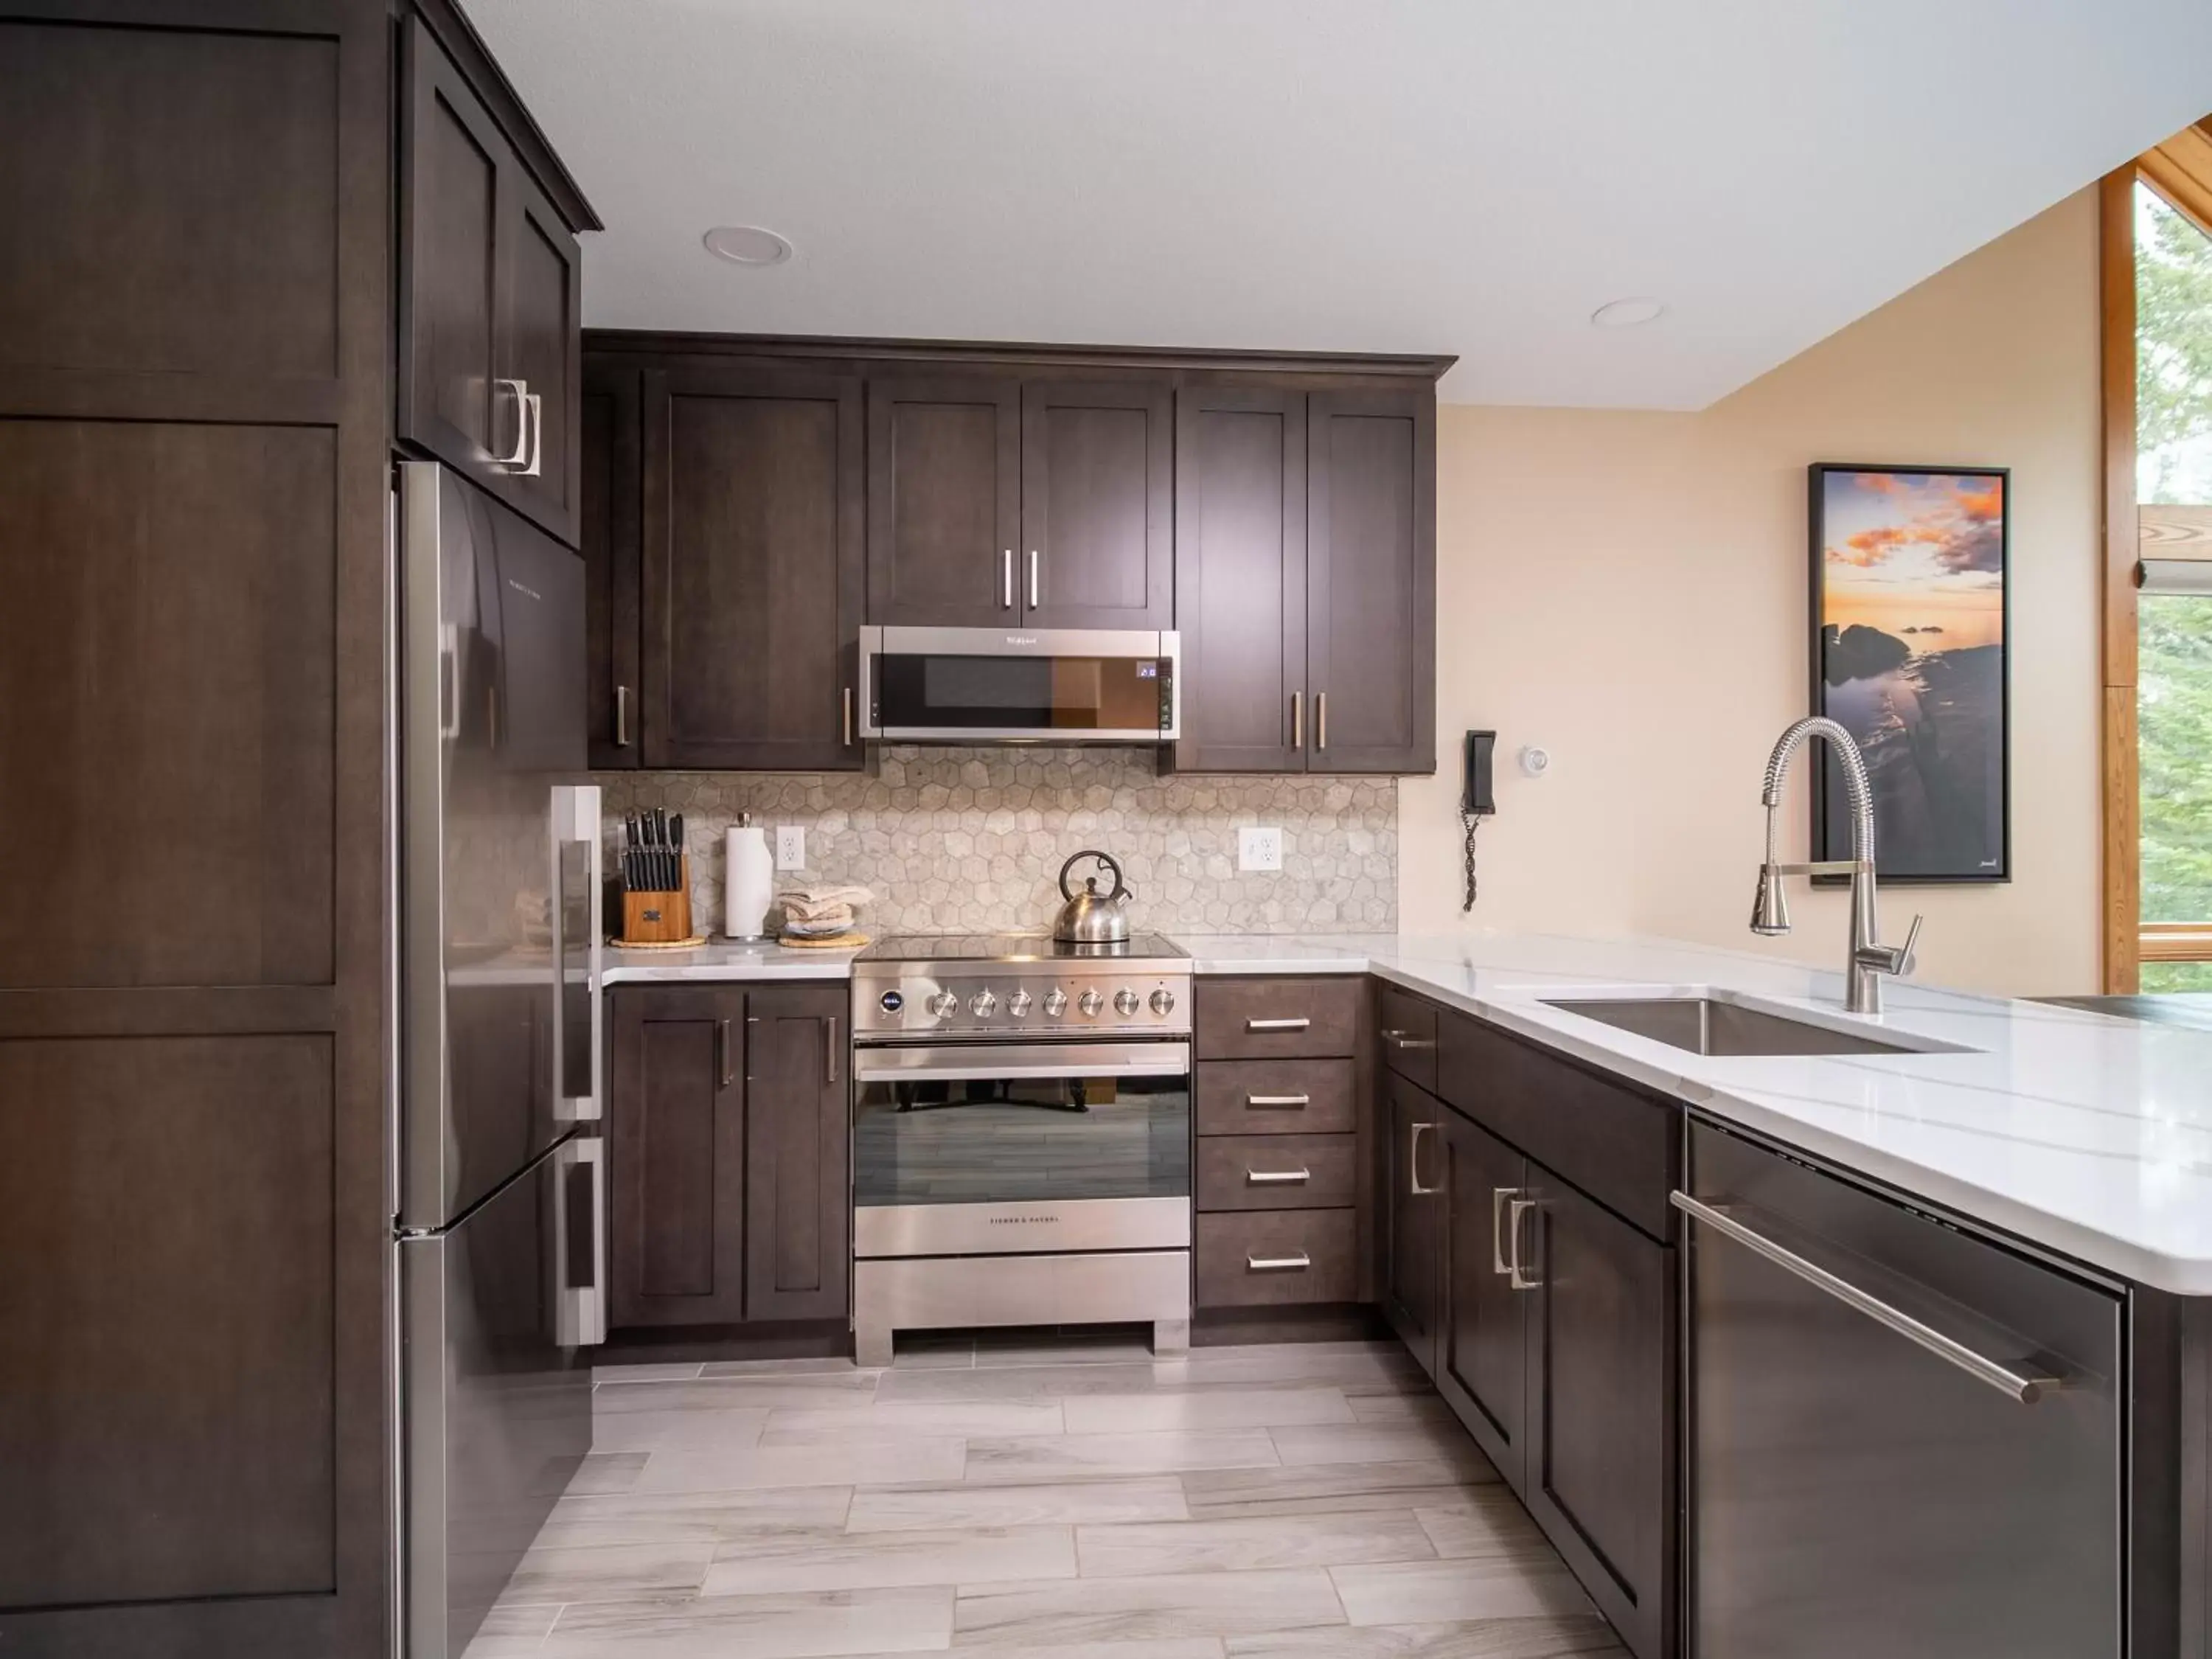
(1540, 995, 1962, 1057)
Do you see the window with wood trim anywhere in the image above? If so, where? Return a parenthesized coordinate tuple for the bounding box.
(2107, 122, 2212, 991)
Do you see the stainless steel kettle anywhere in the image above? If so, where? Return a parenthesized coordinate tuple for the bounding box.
(1052, 849, 1133, 944)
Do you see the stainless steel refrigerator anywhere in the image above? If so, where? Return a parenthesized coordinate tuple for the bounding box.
(391, 462, 607, 1658)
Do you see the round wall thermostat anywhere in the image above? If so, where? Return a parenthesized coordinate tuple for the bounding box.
(1520, 745, 1551, 777)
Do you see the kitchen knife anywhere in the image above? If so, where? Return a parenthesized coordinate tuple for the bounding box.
(670, 813, 684, 890)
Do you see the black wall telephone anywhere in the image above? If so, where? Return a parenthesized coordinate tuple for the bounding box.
(1461, 731, 1495, 911)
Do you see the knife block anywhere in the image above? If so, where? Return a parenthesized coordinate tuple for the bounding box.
(621, 857, 694, 944)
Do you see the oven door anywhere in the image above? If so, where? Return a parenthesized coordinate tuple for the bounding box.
(855, 626, 1179, 742)
(852, 1040, 1192, 1256)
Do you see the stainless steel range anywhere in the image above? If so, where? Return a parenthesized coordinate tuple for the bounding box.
(849, 933, 1193, 1367)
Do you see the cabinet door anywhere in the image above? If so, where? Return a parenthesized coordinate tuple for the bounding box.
(1437, 1107, 1528, 1489)
(399, 15, 513, 487)
(1020, 378, 1174, 628)
(498, 162, 583, 544)
(1381, 1073, 1443, 1377)
(582, 361, 641, 768)
(742, 988, 851, 1323)
(641, 367, 865, 770)
(1307, 389, 1436, 773)
(1521, 1169, 1674, 1659)
(866, 376, 1020, 625)
(1172, 385, 1306, 771)
(608, 989, 748, 1328)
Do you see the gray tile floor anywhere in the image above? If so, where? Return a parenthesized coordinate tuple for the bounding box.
(470, 1334, 1623, 1659)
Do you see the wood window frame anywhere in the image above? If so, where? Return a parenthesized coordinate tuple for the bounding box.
(2102, 122, 2212, 992)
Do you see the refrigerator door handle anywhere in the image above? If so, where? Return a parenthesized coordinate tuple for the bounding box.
(557, 1136, 608, 1348)
(551, 785, 605, 1123)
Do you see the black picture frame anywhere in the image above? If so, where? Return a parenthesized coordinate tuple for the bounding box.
(1808, 462, 2011, 885)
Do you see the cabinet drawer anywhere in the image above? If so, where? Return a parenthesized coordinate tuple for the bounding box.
(1197, 977, 1363, 1060)
(1195, 1209, 1357, 1307)
(1438, 1008, 1678, 1241)
(1377, 983, 1439, 1091)
(1197, 1134, 1357, 1211)
(1196, 1059, 1355, 1135)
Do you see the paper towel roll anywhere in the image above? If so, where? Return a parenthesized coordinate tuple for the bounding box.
(726, 824, 774, 941)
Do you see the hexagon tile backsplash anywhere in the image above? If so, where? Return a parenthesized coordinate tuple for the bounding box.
(597, 748, 1397, 937)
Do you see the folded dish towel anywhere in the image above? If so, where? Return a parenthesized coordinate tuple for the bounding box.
(779, 885, 874, 933)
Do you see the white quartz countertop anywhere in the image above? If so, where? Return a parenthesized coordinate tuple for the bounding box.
(584, 925, 2212, 1293)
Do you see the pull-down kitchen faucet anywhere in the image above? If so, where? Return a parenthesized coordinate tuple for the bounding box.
(1750, 716, 1921, 1016)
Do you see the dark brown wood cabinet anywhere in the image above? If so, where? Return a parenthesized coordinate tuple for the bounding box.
(1381, 1071, 1444, 1371)
(399, 9, 588, 546)
(583, 360, 642, 767)
(1436, 1105, 1528, 1479)
(608, 986, 849, 1332)
(0, 3, 394, 1652)
(640, 366, 866, 771)
(1172, 382, 1436, 774)
(1020, 378, 1173, 628)
(866, 375, 1022, 625)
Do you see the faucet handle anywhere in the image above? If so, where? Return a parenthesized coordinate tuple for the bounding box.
(1863, 914, 1923, 978)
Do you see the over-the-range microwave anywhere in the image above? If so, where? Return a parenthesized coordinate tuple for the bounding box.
(855, 626, 1179, 745)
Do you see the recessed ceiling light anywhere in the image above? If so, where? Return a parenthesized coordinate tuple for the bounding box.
(1590, 296, 1665, 329)
(703, 226, 793, 267)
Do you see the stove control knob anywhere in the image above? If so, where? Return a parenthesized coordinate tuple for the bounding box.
(1113, 987, 1141, 1016)
(1077, 988, 1105, 1018)
(926, 990, 959, 1018)
(970, 989, 997, 1018)
(1043, 988, 1068, 1018)
(1007, 990, 1033, 1018)
(1150, 987, 1177, 1016)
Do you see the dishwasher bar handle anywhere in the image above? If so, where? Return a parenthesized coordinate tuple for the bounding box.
(1671, 1191, 2059, 1404)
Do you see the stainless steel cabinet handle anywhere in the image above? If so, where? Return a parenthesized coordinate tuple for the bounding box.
(1670, 1192, 2059, 1402)
(1247, 1251, 1312, 1271)
(1246, 1167, 1312, 1185)
(843, 686, 855, 748)
(1491, 1186, 1523, 1276)
(1245, 1016, 1311, 1032)
(1381, 1029, 1436, 1051)
(614, 684, 633, 748)
(1002, 549, 1014, 610)
(1316, 691, 1327, 751)
(1028, 548, 1040, 609)
(1507, 1197, 1540, 1290)
(491, 378, 532, 467)
(1409, 1121, 1440, 1195)
(1245, 1093, 1310, 1109)
(825, 1016, 840, 1085)
(716, 1018, 734, 1089)
(522, 391, 543, 477)
(1290, 690, 1303, 750)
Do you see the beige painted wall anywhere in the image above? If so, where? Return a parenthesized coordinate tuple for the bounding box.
(1400, 189, 2102, 997)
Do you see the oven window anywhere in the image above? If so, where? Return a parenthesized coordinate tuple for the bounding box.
(874, 653, 1169, 732)
(854, 1070, 1190, 1207)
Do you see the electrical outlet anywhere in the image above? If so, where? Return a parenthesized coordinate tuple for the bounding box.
(775, 825, 806, 871)
(1238, 826, 1284, 872)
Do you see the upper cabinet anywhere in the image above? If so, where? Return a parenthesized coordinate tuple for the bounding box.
(1173, 382, 1436, 775)
(864, 374, 1171, 629)
(582, 338, 1446, 772)
(398, 9, 594, 547)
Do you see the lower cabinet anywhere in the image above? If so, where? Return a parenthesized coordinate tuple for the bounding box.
(1386, 992, 1680, 1659)
(608, 984, 848, 1329)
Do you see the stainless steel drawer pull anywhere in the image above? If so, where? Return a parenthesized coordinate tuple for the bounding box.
(492, 378, 532, 467)
(843, 685, 855, 747)
(1290, 690, 1303, 750)
(1670, 1192, 2060, 1403)
(1408, 1121, 1440, 1195)
(1506, 1197, 1540, 1290)
(1028, 548, 1040, 609)
(1244, 1093, 1310, 1109)
(614, 684, 633, 748)
(1381, 1028, 1436, 1050)
(1002, 549, 1015, 610)
(1245, 1017, 1311, 1032)
(1246, 1251, 1312, 1271)
(1246, 1167, 1311, 1185)
(1491, 1185, 1523, 1276)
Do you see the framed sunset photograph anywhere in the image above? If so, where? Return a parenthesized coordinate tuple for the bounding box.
(1809, 464, 2011, 883)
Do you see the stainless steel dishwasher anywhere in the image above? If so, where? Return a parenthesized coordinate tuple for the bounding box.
(1680, 1121, 2122, 1659)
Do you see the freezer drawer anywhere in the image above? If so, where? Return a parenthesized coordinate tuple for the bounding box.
(1683, 1121, 2121, 1659)
(402, 1134, 602, 1659)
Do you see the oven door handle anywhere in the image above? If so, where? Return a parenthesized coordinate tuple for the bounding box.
(852, 1041, 1191, 1085)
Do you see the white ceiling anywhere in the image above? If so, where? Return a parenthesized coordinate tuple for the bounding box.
(466, 0, 2212, 408)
